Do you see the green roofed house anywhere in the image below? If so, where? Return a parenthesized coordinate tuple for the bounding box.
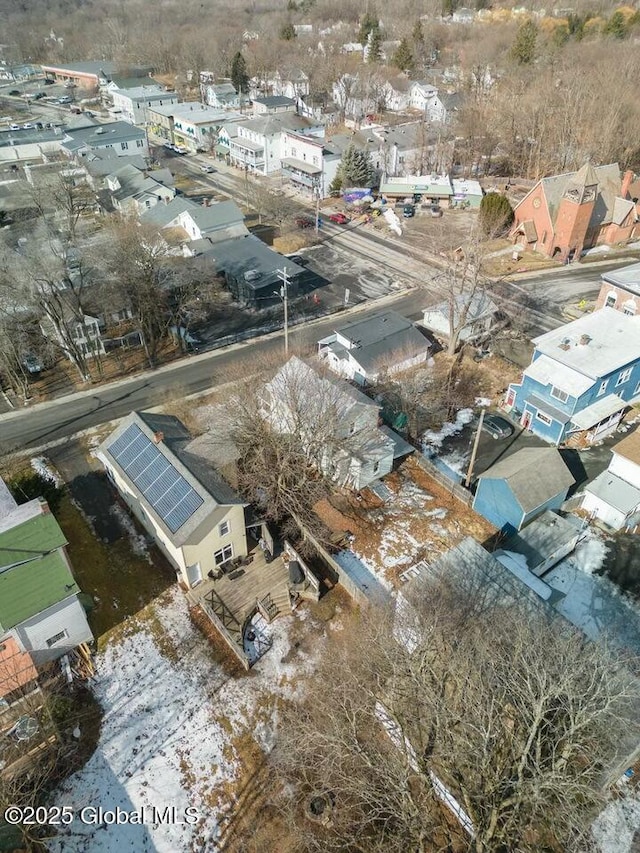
(0, 479, 93, 664)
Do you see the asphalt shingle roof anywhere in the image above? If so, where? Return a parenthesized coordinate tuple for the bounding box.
(479, 447, 575, 513)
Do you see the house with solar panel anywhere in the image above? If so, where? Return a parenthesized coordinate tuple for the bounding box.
(0, 479, 94, 666)
(98, 412, 250, 589)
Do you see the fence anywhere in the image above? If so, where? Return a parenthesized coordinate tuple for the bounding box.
(414, 452, 473, 507)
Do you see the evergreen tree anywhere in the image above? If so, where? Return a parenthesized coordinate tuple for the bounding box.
(510, 19, 538, 64)
(367, 27, 382, 63)
(412, 19, 425, 46)
(280, 21, 297, 40)
(358, 12, 378, 46)
(479, 192, 515, 236)
(329, 172, 343, 196)
(392, 38, 415, 71)
(339, 144, 375, 188)
(605, 10, 627, 39)
(287, 0, 298, 8)
(230, 51, 249, 94)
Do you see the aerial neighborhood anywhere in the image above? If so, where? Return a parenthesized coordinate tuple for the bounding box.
(2, 2, 640, 851)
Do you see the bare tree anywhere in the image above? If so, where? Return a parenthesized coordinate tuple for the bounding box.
(273, 570, 640, 853)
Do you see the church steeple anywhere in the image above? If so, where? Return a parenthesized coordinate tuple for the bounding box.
(562, 162, 599, 205)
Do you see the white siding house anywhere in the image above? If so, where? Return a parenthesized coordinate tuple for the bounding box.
(262, 357, 397, 490)
(582, 429, 640, 530)
(280, 131, 341, 197)
(111, 86, 179, 125)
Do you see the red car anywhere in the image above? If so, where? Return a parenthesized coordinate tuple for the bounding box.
(328, 212, 349, 224)
(295, 215, 315, 229)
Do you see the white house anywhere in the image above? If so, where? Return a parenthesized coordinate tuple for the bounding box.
(422, 292, 499, 343)
(582, 429, 640, 530)
(202, 82, 241, 110)
(318, 311, 433, 385)
(280, 131, 341, 198)
(408, 83, 461, 123)
(409, 81, 439, 112)
(250, 69, 310, 100)
(40, 309, 106, 362)
(98, 412, 250, 588)
(103, 163, 176, 214)
(0, 484, 93, 665)
(147, 102, 244, 152)
(141, 197, 248, 243)
(229, 113, 323, 175)
(262, 357, 398, 491)
(111, 85, 179, 125)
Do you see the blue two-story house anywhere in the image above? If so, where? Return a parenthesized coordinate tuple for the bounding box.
(505, 308, 640, 446)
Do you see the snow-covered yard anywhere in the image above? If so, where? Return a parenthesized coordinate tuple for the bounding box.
(50, 586, 322, 853)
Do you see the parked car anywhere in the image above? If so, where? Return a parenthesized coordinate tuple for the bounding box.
(8, 90, 21, 96)
(64, 82, 77, 88)
(481, 414, 514, 440)
(286, 254, 308, 267)
(58, 96, 72, 104)
(403, 203, 415, 218)
(9, 123, 20, 130)
(21, 123, 33, 129)
(35, 122, 43, 130)
(200, 164, 215, 173)
(295, 215, 315, 229)
(43, 78, 55, 85)
(21, 354, 43, 375)
(172, 145, 189, 154)
(33, 92, 46, 100)
(328, 212, 349, 225)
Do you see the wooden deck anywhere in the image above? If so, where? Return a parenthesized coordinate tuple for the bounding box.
(192, 545, 290, 627)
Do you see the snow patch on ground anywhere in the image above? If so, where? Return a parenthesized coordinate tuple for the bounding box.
(572, 529, 609, 575)
(110, 504, 152, 563)
(30, 456, 63, 488)
(592, 791, 640, 853)
(50, 586, 319, 853)
(422, 409, 474, 450)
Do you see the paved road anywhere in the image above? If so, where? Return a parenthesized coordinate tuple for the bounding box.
(0, 289, 430, 453)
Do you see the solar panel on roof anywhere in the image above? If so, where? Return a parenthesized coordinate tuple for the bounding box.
(107, 423, 204, 534)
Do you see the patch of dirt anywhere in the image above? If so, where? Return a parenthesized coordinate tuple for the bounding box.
(315, 456, 495, 587)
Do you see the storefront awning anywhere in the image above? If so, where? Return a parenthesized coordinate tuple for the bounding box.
(281, 157, 321, 176)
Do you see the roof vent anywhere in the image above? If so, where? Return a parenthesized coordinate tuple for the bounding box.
(559, 337, 571, 351)
(579, 334, 592, 346)
(153, 431, 164, 444)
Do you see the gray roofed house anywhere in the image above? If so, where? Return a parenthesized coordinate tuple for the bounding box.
(201, 234, 305, 306)
(318, 311, 433, 386)
(102, 163, 175, 213)
(582, 427, 640, 530)
(83, 147, 147, 179)
(252, 95, 297, 114)
(61, 121, 148, 158)
(473, 447, 575, 534)
(97, 411, 249, 589)
(422, 291, 498, 344)
(263, 356, 398, 490)
(141, 197, 248, 243)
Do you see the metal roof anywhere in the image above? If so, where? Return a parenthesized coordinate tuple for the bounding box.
(524, 354, 593, 397)
(585, 470, 640, 514)
(62, 121, 145, 149)
(0, 512, 67, 570)
(532, 307, 640, 379)
(570, 393, 627, 430)
(0, 551, 78, 631)
(501, 510, 582, 575)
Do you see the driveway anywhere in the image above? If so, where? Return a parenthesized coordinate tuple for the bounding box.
(435, 410, 615, 491)
(48, 440, 123, 543)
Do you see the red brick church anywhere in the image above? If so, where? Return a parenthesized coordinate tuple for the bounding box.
(510, 163, 639, 262)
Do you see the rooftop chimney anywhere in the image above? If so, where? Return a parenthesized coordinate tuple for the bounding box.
(622, 170, 634, 199)
(153, 430, 164, 444)
(579, 334, 591, 346)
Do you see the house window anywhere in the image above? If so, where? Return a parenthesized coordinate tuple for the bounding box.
(635, 381, 640, 396)
(535, 410, 553, 426)
(605, 292, 617, 308)
(46, 629, 68, 648)
(219, 520, 230, 537)
(597, 380, 608, 397)
(373, 459, 380, 475)
(550, 386, 569, 404)
(616, 368, 632, 387)
(136, 140, 144, 147)
(214, 544, 233, 565)
(121, 142, 128, 150)
(349, 422, 356, 435)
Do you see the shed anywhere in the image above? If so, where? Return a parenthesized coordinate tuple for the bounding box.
(497, 510, 583, 577)
(472, 447, 575, 534)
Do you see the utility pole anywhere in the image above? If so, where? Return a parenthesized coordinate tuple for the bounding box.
(276, 266, 289, 356)
(314, 176, 321, 236)
(465, 409, 485, 488)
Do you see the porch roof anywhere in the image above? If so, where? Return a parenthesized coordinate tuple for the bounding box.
(281, 157, 321, 176)
(526, 394, 572, 425)
(232, 137, 264, 153)
(570, 393, 626, 430)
